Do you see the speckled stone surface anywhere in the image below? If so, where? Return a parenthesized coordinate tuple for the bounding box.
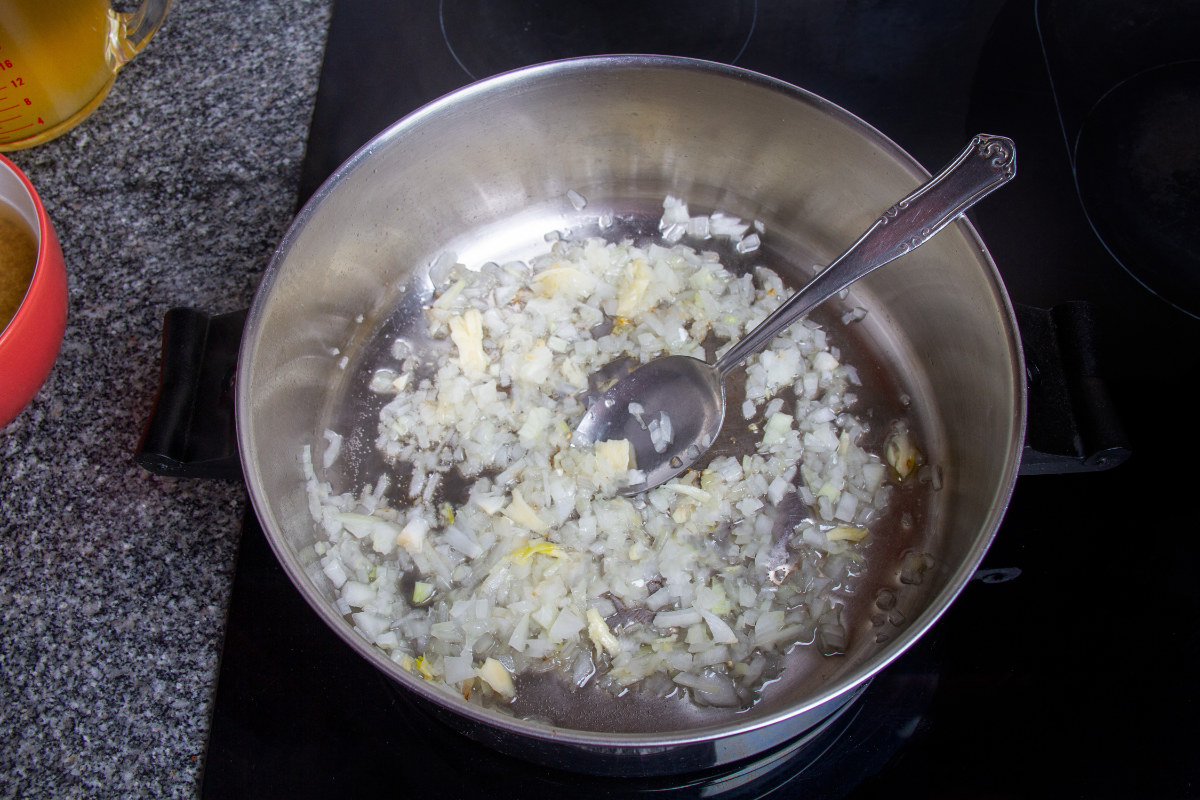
(1, 1, 331, 795)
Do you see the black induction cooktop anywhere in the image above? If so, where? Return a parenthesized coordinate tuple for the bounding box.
(194, 1, 1200, 796)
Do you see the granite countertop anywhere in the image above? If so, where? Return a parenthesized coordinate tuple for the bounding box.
(1, 1, 332, 795)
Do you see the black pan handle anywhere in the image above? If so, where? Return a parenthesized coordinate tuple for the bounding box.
(1016, 301, 1130, 474)
(135, 303, 1129, 480)
(136, 307, 246, 480)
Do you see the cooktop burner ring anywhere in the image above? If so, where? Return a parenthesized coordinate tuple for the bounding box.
(1072, 59, 1200, 319)
(439, 0, 759, 81)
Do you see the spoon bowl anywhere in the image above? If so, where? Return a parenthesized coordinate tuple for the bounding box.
(573, 354, 725, 493)
(574, 133, 1017, 493)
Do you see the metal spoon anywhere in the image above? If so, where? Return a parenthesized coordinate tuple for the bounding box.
(573, 133, 1017, 494)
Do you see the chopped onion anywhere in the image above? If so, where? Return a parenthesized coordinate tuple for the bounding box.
(321, 429, 343, 469)
(302, 195, 916, 716)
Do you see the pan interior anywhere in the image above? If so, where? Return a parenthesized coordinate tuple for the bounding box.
(314, 198, 936, 733)
(237, 57, 1022, 744)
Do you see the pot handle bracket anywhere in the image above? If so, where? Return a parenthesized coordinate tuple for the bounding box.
(136, 307, 246, 480)
(1016, 301, 1130, 475)
(133, 303, 1128, 480)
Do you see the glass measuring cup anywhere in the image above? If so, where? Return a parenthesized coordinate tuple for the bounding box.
(0, 0, 171, 151)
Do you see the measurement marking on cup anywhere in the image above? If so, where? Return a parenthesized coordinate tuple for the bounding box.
(0, 122, 34, 137)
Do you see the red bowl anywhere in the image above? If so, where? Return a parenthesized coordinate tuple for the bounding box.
(1, 153, 67, 427)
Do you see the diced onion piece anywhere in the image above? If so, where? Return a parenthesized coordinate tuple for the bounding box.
(502, 489, 549, 533)
(813, 351, 840, 372)
(886, 428, 923, 479)
(672, 670, 740, 707)
(900, 552, 934, 585)
(371, 521, 400, 555)
(587, 608, 621, 658)
(342, 580, 375, 608)
(827, 525, 869, 542)
(397, 517, 428, 553)
(412, 581, 435, 604)
(333, 512, 376, 539)
(443, 654, 476, 684)
(700, 610, 738, 645)
(321, 429, 343, 468)
(735, 232, 761, 253)
(448, 308, 489, 375)
(648, 411, 673, 453)
(615, 258, 653, 317)
(761, 412, 794, 446)
(594, 438, 633, 473)
(547, 608, 585, 642)
(532, 265, 594, 299)
(477, 657, 516, 698)
(512, 539, 565, 563)
(432, 277, 465, 308)
(353, 611, 390, 640)
(321, 559, 347, 589)
(473, 492, 505, 515)
(658, 483, 712, 503)
(653, 608, 704, 629)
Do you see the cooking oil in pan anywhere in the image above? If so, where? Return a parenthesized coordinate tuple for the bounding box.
(312, 200, 943, 732)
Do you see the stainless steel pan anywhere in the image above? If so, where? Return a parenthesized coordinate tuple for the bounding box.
(235, 55, 1024, 774)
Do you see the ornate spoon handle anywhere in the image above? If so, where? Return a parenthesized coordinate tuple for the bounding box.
(715, 134, 1017, 376)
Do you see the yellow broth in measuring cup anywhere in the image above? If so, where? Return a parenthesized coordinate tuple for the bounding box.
(0, 0, 171, 151)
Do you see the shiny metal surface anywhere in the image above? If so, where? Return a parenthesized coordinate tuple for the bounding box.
(575, 134, 1017, 493)
(235, 56, 1025, 773)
